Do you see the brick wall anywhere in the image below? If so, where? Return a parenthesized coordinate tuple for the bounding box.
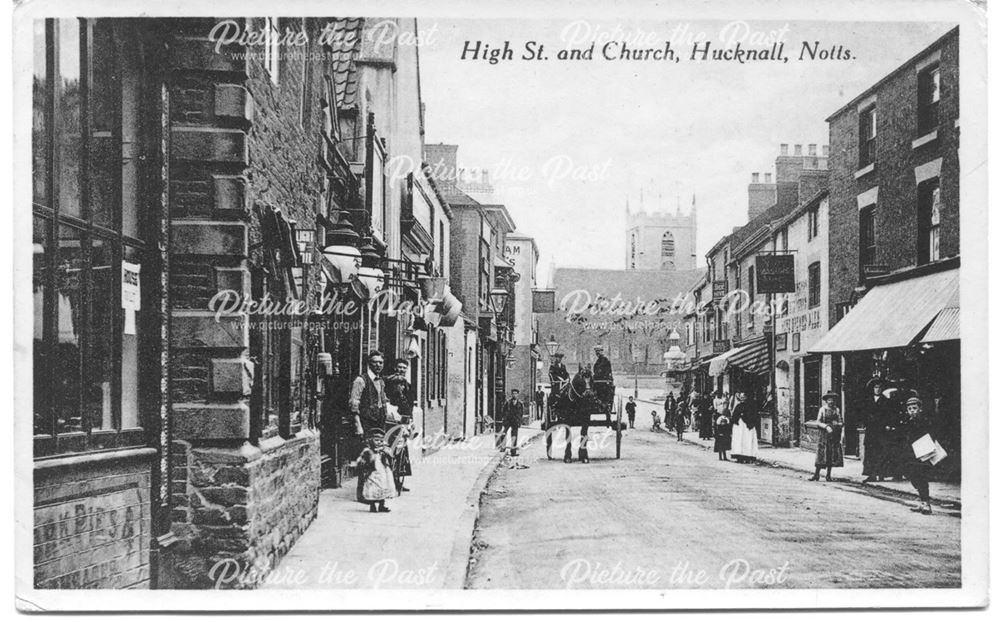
(34, 451, 156, 588)
(827, 30, 959, 323)
(448, 208, 483, 320)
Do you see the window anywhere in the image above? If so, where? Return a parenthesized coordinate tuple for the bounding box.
(808, 262, 821, 308)
(778, 228, 788, 252)
(859, 104, 877, 167)
(264, 18, 281, 85)
(479, 238, 490, 309)
(299, 19, 312, 129)
(807, 206, 820, 241)
(859, 205, 877, 274)
(748, 266, 755, 300)
(366, 124, 387, 243)
(917, 64, 940, 135)
(438, 331, 447, 399)
(33, 20, 152, 456)
(917, 179, 942, 264)
(661, 232, 675, 258)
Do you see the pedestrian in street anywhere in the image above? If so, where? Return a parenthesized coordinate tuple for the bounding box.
(350, 350, 391, 504)
(534, 386, 545, 420)
(355, 435, 397, 513)
(899, 397, 939, 515)
(730, 390, 760, 464)
(808, 392, 844, 482)
(675, 400, 688, 442)
(714, 411, 732, 460)
(592, 345, 615, 415)
(349, 350, 388, 437)
(697, 394, 714, 440)
(497, 389, 525, 455)
(650, 410, 663, 432)
(384, 358, 414, 494)
(664, 392, 677, 432)
(862, 378, 896, 483)
(625, 396, 637, 429)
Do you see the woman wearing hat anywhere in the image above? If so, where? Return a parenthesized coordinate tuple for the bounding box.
(807, 392, 844, 481)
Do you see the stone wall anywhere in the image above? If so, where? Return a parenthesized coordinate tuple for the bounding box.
(162, 432, 320, 588)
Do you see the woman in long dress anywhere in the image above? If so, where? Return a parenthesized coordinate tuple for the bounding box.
(808, 392, 844, 481)
(730, 391, 759, 463)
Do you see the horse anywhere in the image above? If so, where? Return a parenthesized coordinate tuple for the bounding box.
(546, 365, 613, 463)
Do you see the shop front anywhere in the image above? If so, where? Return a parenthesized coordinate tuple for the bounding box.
(810, 262, 960, 481)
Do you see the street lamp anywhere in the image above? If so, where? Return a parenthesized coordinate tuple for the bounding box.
(544, 334, 560, 358)
(489, 288, 510, 315)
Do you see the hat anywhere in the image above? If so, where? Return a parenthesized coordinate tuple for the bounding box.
(593, 345, 605, 351)
(823, 391, 838, 400)
(906, 397, 923, 408)
(552, 352, 565, 358)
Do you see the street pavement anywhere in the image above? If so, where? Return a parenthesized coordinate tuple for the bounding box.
(467, 407, 961, 590)
(262, 425, 542, 590)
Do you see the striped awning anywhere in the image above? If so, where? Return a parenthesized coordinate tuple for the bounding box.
(707, 336, 768, 376)
(810, 267, 959, 353)
(921, 307, 959, 342)
(727, 337, 770, 374)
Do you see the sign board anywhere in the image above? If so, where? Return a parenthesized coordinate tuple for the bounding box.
(121, 261, 141, 335)
(713, 339, 730, 354)
(532, 290, 556, 313)
(712, 281, 727, 301)
(862, 264, 890, 279)
(755, 254, 795, 294)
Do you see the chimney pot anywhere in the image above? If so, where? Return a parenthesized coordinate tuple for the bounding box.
(794, 144, 803, 156)
(808, 144, 817, 156)
(780, 144, 789, 155)
(822, 145, 830, 156)
(752, 172, 760, 183)
(764, 173, 772, 183)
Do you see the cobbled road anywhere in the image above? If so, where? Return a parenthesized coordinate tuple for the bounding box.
(467, 423, 961, 590)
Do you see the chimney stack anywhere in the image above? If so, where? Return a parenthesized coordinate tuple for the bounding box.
(794, 144, 803, 156)
(808, 144, 817, 156)
(780, 144, 789, 156)
(822, 145, 830, 156)
(748, 169, 777, 222)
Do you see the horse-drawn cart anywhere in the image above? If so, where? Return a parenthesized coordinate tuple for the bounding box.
(543, 370, 624, 462)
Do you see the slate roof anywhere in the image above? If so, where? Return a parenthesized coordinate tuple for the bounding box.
(327, 18, 364, 108)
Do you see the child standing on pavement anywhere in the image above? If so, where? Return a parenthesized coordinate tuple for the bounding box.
(714, 412, 732, 460)
(676, 401, 689, 442)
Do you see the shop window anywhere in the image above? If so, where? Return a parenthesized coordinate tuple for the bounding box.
(859, 104, 877, 168)
(33, 20, 153, 456)
(917, 179, 942, 265)
(917, 64, 940, 135)
(859, 205, 877, 274)
(808, 262, 821, 308)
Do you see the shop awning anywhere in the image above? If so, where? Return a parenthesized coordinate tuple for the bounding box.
(727, 337, 770, 374)
(810, 267, 959, 353)
(707, 337, 768, 376)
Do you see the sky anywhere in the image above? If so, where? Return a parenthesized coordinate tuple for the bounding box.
(418, 19, 953, 285)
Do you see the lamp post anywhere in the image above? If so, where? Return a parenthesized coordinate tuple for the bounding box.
(544, 334, 559, 358)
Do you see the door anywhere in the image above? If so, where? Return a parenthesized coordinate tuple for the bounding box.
(803, 356, 821, 425)
(793, 358, 802, 444)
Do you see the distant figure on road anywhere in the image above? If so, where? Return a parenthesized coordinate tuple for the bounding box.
(730, 391, 760, 464)
(675, 400, 689, 442)
(808, 392, 844, 482)
(547, 353, 570, 418)
(498, 389, 525, 455)
(714, 412, 732, 460)
(862, 378, 896, 483)
(664, 392, 677, 431)
(625, 396, 637, 428)
(650, 410, 663, 432)
(696, 393, 714, 440)
(534, 386, 545, 419)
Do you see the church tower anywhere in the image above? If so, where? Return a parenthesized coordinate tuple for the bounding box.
(625, 189, 698, 271)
